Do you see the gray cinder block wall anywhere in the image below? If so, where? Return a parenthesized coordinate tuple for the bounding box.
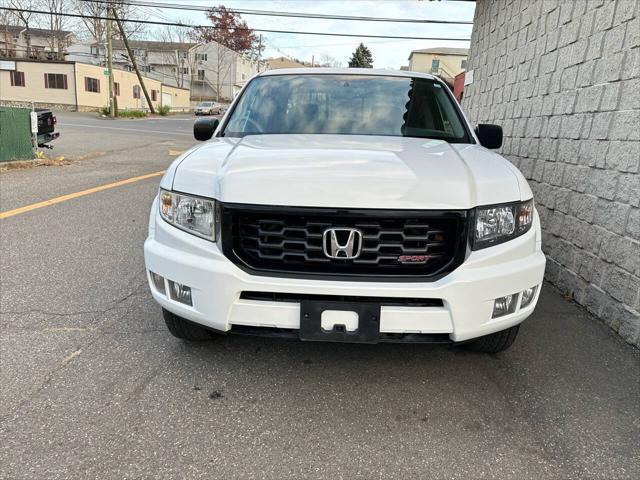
(461, 0, 639, 346)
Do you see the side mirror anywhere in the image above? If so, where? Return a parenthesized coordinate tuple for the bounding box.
(475, 124, 503, 149)
(194, 117, 220, 141)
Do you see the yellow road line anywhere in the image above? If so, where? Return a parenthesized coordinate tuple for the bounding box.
(0, 170, 165, 220)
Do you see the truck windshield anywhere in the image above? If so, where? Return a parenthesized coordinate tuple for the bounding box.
(223, 74, 470, 142)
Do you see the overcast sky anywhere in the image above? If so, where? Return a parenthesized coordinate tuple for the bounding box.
(144, 0, 475, 69)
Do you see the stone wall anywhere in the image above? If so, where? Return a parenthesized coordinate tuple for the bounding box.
(462, 0, 639, 346)
(0, 100, 78, 112)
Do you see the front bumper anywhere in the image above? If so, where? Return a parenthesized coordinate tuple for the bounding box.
(144, 200, 545, 343)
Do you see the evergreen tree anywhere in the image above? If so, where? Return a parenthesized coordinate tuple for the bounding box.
(348, 43, 374, 68)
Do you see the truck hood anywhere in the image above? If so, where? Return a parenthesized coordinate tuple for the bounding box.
(170, 134, 528, 209)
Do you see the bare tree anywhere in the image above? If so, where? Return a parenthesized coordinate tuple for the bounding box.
(318, 53, 342, 68)
(75, 0, 145, 45)
(39, 0, 77, 60)
(1, 5, 19, 57)
(76, 0, 107, 45)
(8, 0, 37, 57)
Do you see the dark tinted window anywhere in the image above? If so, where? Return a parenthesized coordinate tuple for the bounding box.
(224, 74, 469, 143)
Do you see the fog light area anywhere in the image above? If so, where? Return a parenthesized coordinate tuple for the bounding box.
(168, 280, 193, 306)
(492, 293, 518, 318)
(150, 271, 165, 295)
(521, 286, 537, 308)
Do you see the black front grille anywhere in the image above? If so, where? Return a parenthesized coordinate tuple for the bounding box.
(221, 204, 468, 280)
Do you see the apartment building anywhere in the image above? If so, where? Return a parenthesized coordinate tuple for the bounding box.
(0, 58, 189, 111)
(67, 39, 265, 101)
(0, 24, 75, 60)
(67, 39, 195, 90)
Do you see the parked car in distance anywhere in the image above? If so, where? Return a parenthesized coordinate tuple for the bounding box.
(194, 101, 224, 115)
(145, 68, 545, 353)
(35, 108, 59, 148)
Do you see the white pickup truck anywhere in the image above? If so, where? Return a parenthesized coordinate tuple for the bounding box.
(144, 68, 545, 353)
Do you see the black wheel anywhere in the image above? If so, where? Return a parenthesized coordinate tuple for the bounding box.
(465, 325, 520, 353)
(162, 308, 212, 341)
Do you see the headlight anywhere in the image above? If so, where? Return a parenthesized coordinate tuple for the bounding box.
(473, 199, 533, 250)
(159, 189, 216, 241)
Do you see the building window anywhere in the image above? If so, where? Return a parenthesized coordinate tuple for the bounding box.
(197, 69, 205, 81)
(133, 85, 141, 99)
(181, 67, 188, 74)
(151, 89, 157, 101)
(84, 76, 100, 93)
(241, 73, 246, 80)
(181, 51, 188, 59)
(461, 59, 467, 70)
(114, 82, 120, 96)
(195, 53, 207, 61)
(44, 73, 67, 89)
(10, 70, 25, 87)
(431, 59, 440, 74)
(90, 45, 99, 55)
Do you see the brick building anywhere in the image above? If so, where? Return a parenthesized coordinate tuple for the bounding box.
(462, 0, 639, 346)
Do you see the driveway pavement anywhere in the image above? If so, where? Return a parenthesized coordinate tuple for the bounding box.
(1, 113, 638, 479)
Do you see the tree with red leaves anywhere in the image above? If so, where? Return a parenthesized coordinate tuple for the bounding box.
(190, 5, 261, 55)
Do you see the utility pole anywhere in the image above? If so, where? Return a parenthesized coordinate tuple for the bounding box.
(106, 6, 115, 117)
(112, 9, 155, 114)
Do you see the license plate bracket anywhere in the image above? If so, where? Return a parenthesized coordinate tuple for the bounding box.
(299, 300, 380, 343)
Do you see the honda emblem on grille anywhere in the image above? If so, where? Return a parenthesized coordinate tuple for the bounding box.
(322, 228, 363, 259)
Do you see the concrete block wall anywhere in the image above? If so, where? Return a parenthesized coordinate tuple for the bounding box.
(462, 0, 639, 346)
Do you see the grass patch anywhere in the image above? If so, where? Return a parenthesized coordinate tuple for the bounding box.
(118, 110, 148, 118)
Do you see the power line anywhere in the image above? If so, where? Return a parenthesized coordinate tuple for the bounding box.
(0, 6, 471, 41)
(84, 0, 474, 25)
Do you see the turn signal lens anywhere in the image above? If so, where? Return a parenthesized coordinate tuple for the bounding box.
(492, 293, 518, 318)
(517, 200, 534, 233)
(150, 271, 166, 295)
(521, 286, 537, 308)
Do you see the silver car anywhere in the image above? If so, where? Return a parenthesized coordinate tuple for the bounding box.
(194, 101, 223, 115)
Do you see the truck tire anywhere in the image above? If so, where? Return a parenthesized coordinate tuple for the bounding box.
(162, 308, 212, 341)
(465, 325, 519, 353)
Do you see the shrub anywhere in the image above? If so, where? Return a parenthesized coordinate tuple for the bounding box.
(158, 105, 171, 116)
(100, 106, 110, 116)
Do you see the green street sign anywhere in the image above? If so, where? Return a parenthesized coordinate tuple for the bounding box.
(103, 69, 109, 76)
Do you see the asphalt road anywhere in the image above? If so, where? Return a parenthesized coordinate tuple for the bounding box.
(1, 113, 639, 479)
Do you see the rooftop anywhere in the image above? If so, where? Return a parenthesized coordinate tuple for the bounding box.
(0, 24, 74, 37)
(408, 47, 469, 60)
(108, 39, 195, 51)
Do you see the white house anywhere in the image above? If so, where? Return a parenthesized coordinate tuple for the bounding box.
(66, 38, 265, 101)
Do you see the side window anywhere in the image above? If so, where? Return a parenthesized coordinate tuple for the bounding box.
(84, 77, 100, 93)
(10, 71, 25, 86)
(44, 73, 67, 89)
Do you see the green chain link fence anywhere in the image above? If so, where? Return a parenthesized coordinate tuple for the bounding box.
(0, 107, 33, 162)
